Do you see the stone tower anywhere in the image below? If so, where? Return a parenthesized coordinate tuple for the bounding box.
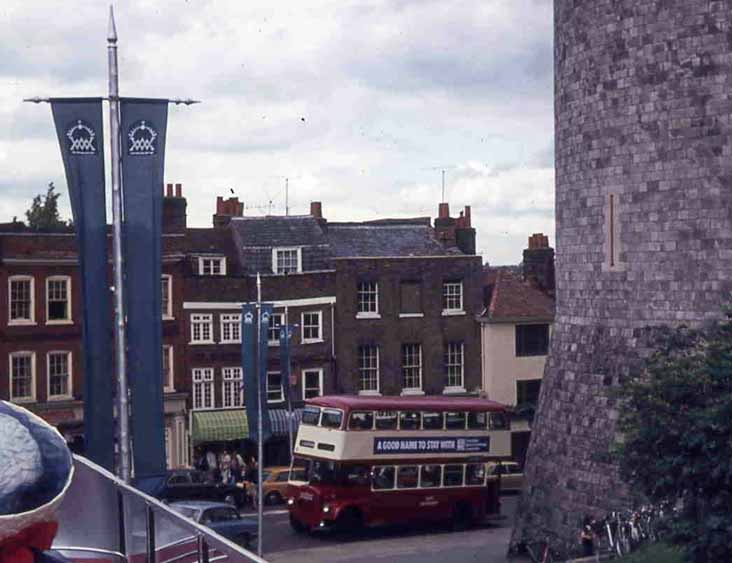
(514, 0, 732, 547)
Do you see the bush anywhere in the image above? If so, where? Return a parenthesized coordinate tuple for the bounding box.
(617, 542, 685, 563)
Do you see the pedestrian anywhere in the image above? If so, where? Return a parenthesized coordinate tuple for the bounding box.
(580, 515, 595, 557)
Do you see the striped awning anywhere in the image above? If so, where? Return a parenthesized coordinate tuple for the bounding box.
(191, 409, 248, 445)
(269, 409, 302, 436)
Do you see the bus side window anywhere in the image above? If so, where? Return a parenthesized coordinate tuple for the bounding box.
(375, 411, 398, 430)
(445, 412, 466, 430)
(465, 463, 485, 486)
(443, 464, 464, 487)
(399, 411, 421, 430)
(468, 411, 488, 430)
(396, 466, 419, 489)
(372, 466, 396, 490)
(419, 465, 442, 488)
(422, 412, 444, 430)
(349, 411, 374, 430)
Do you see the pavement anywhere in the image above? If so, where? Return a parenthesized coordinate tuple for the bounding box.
(241, 495, 519, 563)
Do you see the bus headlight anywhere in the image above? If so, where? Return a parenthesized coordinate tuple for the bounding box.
(287, 498, 295, 506)
(322, 505, 331, 513)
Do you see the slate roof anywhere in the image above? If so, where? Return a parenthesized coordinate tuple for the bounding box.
(327, 223, 461, 258)
(482, 268, 554, 323)
(229, 215, 327, 247)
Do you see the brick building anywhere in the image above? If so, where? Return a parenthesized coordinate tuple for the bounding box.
(0, 188, 483, 468)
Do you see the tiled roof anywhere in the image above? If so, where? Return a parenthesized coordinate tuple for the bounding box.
(230, 215, 327, 247)
(483, 268, 554, 322)
(327, 224, 460, 258)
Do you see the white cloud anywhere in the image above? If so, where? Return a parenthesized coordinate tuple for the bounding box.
(0, 0, 554, 265)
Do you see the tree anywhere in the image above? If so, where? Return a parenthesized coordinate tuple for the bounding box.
(614, 309, 732, 562)
(25, 182, 68, 231)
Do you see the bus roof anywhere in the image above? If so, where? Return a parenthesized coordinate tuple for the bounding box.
(305, 395, 507, 413)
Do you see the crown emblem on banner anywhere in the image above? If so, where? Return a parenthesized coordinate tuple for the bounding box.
(66, 120, 97, 155)
(244, 312, 254, 324)
(128, 120, 158, 156)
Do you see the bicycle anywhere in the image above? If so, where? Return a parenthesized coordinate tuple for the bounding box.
(514, 529, 567, 563)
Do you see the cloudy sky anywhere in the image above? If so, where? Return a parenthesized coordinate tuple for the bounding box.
(0, 0, 554, 265)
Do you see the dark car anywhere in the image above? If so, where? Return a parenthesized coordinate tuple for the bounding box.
(136, 470, 247, 507)
(170, 501, 258, 549)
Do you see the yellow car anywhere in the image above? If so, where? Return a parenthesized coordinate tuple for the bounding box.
(246, 466, 304, 505)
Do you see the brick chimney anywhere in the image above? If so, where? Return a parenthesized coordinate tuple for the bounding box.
(522, 233, 555, 296)
(163, 183, 187, 233)
(435, 203, 475, 255)
(310, 201, 327, 231)
(213, 195, 244, 228)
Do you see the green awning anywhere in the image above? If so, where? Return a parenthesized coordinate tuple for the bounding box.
(191, 409, 248, 445)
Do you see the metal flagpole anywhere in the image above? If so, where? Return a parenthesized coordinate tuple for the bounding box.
(108, 6, 131, 483)
(256, 273, 264, 557)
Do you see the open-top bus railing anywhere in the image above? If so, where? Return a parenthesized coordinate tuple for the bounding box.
(53, 455, 268, 563)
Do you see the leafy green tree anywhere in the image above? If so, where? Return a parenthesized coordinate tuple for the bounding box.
(615, 309, 732, 562)
(25, 182, 68, 231)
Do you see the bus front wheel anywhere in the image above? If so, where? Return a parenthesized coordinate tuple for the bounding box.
(336, 507, 363, 535)
(289, 514, 308, 534)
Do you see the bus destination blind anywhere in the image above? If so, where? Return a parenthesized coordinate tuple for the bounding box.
(373, 436, 490, 454)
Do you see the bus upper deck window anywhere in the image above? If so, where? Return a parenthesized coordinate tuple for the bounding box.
(488, 412, 509, 430)
(374, 411, 398, 430)
(302, 406, 321, 426)
(321, 409, 343, 429)
(468, 411, 488, 430)
(422, 412, 444, 430)
(349, 411, 374, 430)
(399, 411, 420, 430)
(445, 412, 466, 430)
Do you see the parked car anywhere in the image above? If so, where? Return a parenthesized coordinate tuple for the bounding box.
(137, 469, 248, 507)
(245, 466, 306, 505)
(486, 461, 524, 493)
(169, 501, 258, 549)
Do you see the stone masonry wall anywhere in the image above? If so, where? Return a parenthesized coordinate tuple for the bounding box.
(513, 0, 732, 550)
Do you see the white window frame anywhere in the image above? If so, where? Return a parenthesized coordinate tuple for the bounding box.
(197, 256, 227, 276)
(190, 314, 214, 344)
(45, 276, 72, 325)
(302, 368, 323, 400)
(220, 313, 242, 344)
(163, 345, 175, 392)
(444, 342, 465, 393)
(358, 345, 380, 395)
(165, 427, 172, 469)
(272, 247, 302, 275)
(266, 371, 284, 403)
(47, 350, 72, 400)
(441, 281, 464, 315)
(356, 281, 380, 319)
(267, 312, 285, 346)
(400, 343, 424, 395)
(192, 368, 214, 410)
(301, 310, 323, 344)
(9, 351, 36, 402)
(9, 275, 35, 325)
(161, 274, 173, 319)
(222, 367, 243, 408)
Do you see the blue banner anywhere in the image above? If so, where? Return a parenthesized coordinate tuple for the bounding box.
(50, 98, 114, 471)
(242, 304, 272, 442)
(120, 98, 168, 479)
(258, 304, 274, 442)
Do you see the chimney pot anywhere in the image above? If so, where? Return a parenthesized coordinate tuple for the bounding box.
(438, 202, 450, 219)
(175, 183, 182, 197)
(166, 183, 173, 197)
(310, 201, 323, 218)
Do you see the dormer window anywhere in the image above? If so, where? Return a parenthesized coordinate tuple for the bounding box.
(198, 257, 226, 276)
(272, 247, 302, 274)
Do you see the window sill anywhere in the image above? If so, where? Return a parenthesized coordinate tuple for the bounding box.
(358, 390, 382, 396)
(356, 312, 381, 320)
(48, 395, 73, 402)
(443, 386, 467, 395)
(267, 399, 285, 404)
(400, 388, 425, 396)
(164, 387, 176, 394)
(11, 397, 36, 404)
(398, 313, 424, 319)
(220, 340, 241, 345)
(189, 341, 215, 345)
(46, 319, 73, 326)
(302, 338, 324, 345)
(267, 341, 281, 347)
(441, 310, 466, 317)
(162, 315, 175, 321)
(8, 320, 36, 326)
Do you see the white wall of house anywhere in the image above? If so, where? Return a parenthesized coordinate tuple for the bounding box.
(480, 322, 550, 406)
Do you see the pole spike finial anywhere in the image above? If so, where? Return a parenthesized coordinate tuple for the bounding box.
(108, 5, 118, 42)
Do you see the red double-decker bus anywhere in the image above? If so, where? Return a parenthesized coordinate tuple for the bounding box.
(286, 395, 511, 534)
